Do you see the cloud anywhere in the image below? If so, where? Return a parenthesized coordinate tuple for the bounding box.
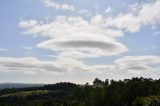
(19, 0, 160, 59)
(43, 0, 75, 11)
(22, 46, 33, 50)
(19, 16, 127, 57)
(58, 51, 99, 58)
(114, 55, 160, 74)
(78, 9, 89, 14)
(0, 56, 114, 74)
(0, 57, 65, 74)
(37, 39, 127, 56)
(19, 20, 38, 29)
(78, 9, 92, 18)
(17, 0, 160, 77)
(104, 0, 160, 32)
(104, 7, 112, 13)
(0, 55, 159, 78)
(0, 48, 8, 51)
(105, 13, 140, 32)
(90, 14, 104, 26)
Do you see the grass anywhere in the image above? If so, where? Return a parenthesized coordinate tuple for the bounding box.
(0, 90, 49, 98)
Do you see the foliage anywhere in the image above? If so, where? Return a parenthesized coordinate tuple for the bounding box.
(0, 78, 160, 106)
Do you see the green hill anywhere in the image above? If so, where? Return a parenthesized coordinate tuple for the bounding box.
(0, 78, 160, 106)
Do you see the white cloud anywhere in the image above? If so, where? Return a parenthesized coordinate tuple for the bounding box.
(0, 48, 8, 51)
(43, 0, 75, 11)
(22, 46, 33, 50)
(138, 0, 160, 25)
(37, 39, 127, 57)
(19, 0, 160, 60)
(105, 13, 141, 32)
(0, 57, 65, 74)
(19, 16, 127, 57)
(0, 55, 159, 78)
(105, 7, 112, 13)
(17, 0, 160, 77)
(105, 0, 160, 32)
(78, 9, 92, 18)
(0, 56, 114, 74)
(92, 65, 115, 74)
(128, 2, 141, 13)
(58, 51, 99, 58)
(114, 55, 160, 74)
(19, 20, 38, 29)
(90, 14, 104, 26)
(78, 9, 89, 14)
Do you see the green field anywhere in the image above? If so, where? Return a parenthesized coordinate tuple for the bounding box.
(0, 90, 49, 98)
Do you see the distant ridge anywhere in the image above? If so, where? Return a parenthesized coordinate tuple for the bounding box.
(0, 83, 44, 89)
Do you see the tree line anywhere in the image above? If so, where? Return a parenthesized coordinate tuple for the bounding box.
(0, 77, 160, 106)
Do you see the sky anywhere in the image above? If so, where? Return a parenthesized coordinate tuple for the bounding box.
(0, 0, 160, 84)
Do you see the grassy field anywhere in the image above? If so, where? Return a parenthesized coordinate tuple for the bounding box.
(0, 90, 49, 98)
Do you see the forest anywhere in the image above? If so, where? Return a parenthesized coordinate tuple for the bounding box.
(0, 77, 160, 106)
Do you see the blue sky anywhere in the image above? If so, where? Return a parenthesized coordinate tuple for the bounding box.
(0, 0, 160, 84)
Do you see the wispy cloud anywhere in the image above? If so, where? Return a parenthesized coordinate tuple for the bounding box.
(43, 0, 75, 11)
(0, 56, 114, 74)
(1, 55, 160, 78)
(0, 48, 8, 51)
(22, 46, 33, 50)
(104, 0, 160, 32)
(104, 7, 112, 13)
(115, 55, 160, 75)
(78, 9, 92, 18)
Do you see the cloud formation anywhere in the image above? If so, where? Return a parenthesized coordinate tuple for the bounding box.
(0, 56, 115, 74)
(0, 48, 8, 51)
(19, 16, 127, 57)
(115, 55, 160, 74)
(17, 0, 160, 77)
(0, 57, 64, 74)
(43, 0, 75, 11)
(22, 46, 33, 50)
(0, 55, 160, 78)
(105, 0, 160, 32)
(0, 0, 154, 82)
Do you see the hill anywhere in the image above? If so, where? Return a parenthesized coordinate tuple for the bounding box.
(0, 83, 44, 89)
(0, 78, 160, 106)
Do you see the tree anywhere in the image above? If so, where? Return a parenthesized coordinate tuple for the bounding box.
(93, 78, 103, 85)
(104, 79, 109, 86)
